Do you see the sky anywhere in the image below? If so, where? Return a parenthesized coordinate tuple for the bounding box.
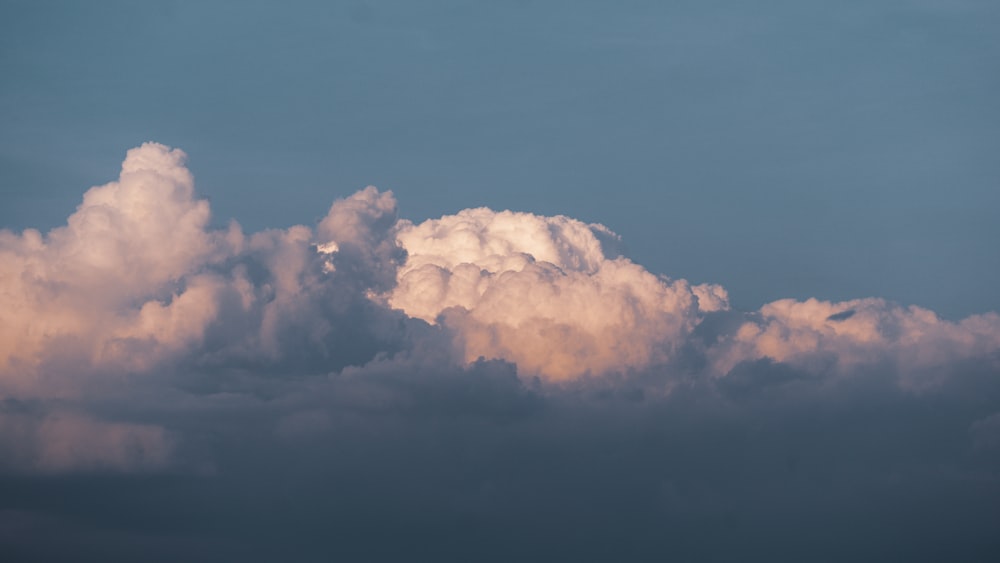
(2, 0, 998, 317)
(1, 1, 999, 562)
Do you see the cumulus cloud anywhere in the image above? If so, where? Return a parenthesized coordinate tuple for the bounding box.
(0, 144, 415, 398)
(0, 143, 420, 469)
(390, 208, 729, 380)
(4, 142, 997, 394)
(0, 143, 230, 394)
(710, 297, 1000, 388)
(1, 143, 999, 561)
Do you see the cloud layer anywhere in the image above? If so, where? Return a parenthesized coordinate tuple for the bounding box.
(1, 144, 999, 561)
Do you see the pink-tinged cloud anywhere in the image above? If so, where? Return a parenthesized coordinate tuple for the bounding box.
(0, 143, 232, 395)
(389, 208, 728, 380)
(0, 144, 409, 399)
(711, 297, 1000, 388)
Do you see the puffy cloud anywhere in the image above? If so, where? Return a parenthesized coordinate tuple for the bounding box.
(0, 144, 415, 396)
(0, 144, 418, 469)
(193, 187, 414, 374)
(0, 143, 999, 560)
(316, 185, 405, 293)
(6, 142, 996, 392)
(0, 143, 231, 394)
(711, 297, 1000, 388)
(390, 208, 729, 380)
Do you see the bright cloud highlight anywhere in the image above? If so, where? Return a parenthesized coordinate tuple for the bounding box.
(390, 209, 729, 379)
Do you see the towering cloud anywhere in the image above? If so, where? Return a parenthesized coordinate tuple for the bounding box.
(0, 143, 228, 393)
(0, 144, 415, 397)
(0, 144, 416, 471)
(389, 208, 728, 380)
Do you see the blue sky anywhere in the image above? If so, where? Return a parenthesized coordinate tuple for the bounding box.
(3, 0, 998, 317)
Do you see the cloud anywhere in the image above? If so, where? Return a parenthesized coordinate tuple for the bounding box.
(0, 143, 421, 469)
(0, 143, 999, 561)
(0, 397, 173, 474)
(0, 144, 416, 397)
(0, 143, 230, 394)
(390, 208, 729, 380)
(710, 297, 1000, 388)
(5, 142, 997, 394)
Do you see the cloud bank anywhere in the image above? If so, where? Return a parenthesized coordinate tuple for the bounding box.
(4, 142, 996, 393)
(1, 143, 998, 561)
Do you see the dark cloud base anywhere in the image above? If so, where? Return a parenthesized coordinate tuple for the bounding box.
(3, 359, 999, 562)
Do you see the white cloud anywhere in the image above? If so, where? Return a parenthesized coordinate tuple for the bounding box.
(0, 143, 232, 394)
(0, 145, 412, 397)
(710, 297, 1000, 388)
(390, 208, 729, 380)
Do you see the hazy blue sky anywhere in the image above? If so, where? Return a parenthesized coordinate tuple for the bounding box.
(3, 0, 997, 317)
